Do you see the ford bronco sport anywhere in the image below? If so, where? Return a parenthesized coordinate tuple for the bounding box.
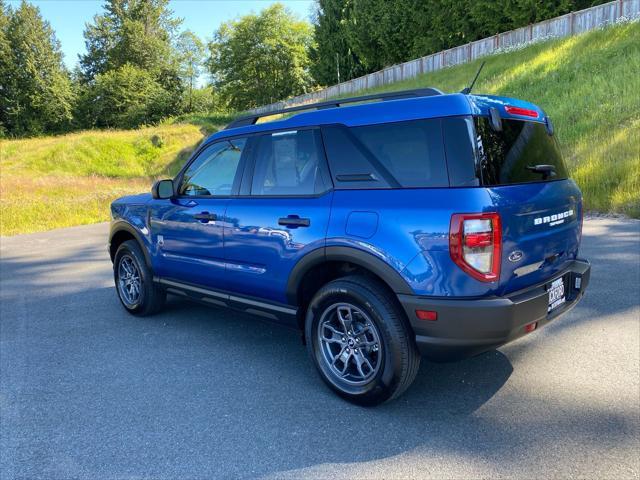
(109, 88, 591, 405)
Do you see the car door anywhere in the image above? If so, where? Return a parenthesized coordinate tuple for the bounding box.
(224, 128, 333, 305)
(149, 136, 249, 290)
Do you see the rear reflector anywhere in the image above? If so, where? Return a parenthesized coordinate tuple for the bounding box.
(415, 310, 437, 321)
(524, 322, 537, 333)
(505, 105, 539, 118)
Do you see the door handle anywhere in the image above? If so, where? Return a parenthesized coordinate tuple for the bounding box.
(193, 212, 217, 222)
(278, 216, 310, 227)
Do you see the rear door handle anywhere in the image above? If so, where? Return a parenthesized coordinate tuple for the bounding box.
(278, 216, 310, 227)
(193, 212, 217, 222)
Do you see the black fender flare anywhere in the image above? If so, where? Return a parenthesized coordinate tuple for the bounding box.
(108, 220, 152, 268)
(285, 246, 413, 305)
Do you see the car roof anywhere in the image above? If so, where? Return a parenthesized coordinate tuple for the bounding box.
(205, 92, 546, 143)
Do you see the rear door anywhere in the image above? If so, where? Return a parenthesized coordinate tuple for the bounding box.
(149, 137, 249, 290)
(223, 128, 333, 305)
(473, 117, 583, 294)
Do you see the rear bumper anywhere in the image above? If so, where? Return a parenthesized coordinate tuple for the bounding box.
(398, 259, 591, 361)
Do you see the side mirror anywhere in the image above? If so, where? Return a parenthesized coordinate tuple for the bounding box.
(152, 179, 175, 199)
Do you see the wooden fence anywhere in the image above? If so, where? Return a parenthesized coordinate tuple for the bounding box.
(249, 0, 639, 115)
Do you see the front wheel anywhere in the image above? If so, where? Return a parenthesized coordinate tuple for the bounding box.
(113, 240, 165, 316)
(305, 275, 420, 406)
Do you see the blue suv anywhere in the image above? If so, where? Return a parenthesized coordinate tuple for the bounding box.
(109, 88, 591, 405)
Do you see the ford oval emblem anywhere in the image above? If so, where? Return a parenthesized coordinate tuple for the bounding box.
(509, 251, 523, 262)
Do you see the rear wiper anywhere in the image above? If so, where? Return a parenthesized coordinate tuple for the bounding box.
(526, 164, 556, 180)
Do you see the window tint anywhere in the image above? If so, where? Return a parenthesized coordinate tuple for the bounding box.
(180, 138, 246, 196)
(474, 117, 568, 186)
(442, 116, 479, 187)
(322, 119, 448, 189)
(251, 129, 326, 196)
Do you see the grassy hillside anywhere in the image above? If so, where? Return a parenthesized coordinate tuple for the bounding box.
(339, 20, 640, 217)
(1, 21, 638, 236)
(0, 115, 231, 235)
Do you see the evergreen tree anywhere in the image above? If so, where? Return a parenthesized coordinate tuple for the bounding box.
(78, 0, 183, 128)
(310, 0, 364, 86)
(0, 0, 74, 136)
(0, 0, 11, 136)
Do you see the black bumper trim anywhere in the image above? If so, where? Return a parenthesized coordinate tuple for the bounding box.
(398, 259, 591, 361)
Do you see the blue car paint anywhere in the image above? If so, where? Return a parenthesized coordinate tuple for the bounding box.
(148, 196, 230, 290)
(223, 193, 333, 304)
(110, 91, 581, 308)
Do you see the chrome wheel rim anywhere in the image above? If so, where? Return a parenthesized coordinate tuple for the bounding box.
(117, 254, 142, 306)
(317, 302, 382, 386)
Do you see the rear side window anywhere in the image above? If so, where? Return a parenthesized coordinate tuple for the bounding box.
(474, 117, 568, 185)
(250, 129, 328, 196)
(322, 119, 448, 189)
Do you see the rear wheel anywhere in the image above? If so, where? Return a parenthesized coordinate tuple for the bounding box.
(305, 275, 420, 406)
(114, 240, 165, 316)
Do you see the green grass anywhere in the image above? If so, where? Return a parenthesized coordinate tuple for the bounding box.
(336, 20, 640, 217)
(0, 114, 232, 235)
(1, 22, 638, 236)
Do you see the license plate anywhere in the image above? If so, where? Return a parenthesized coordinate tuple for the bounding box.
(547, 277, 566, 313)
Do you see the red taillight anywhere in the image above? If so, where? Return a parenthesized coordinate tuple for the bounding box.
(504, 105, 539, 118)
(524, 322, 537, 333)
(449, 213, 502, 282)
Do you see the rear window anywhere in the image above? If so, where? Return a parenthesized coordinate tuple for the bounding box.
(474, 117, 568, 186)
(322, 119, 448, 189)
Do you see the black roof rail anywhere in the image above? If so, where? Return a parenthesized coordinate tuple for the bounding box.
(225, 87, 444, 130)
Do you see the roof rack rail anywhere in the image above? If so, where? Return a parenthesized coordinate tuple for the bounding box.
(225, 87, 444, 130)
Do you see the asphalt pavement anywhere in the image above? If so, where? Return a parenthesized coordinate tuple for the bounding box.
(1, 218, 639, 479)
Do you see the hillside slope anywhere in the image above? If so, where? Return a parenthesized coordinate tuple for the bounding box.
(342, 20, 640, 217)
(0, 116, 229, 235)
(1, 21, 638, 236)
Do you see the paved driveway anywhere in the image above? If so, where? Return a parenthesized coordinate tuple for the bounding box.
(1, 218, 638, 479)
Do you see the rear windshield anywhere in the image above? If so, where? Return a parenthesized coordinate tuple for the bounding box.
(474, 117, 568, 186)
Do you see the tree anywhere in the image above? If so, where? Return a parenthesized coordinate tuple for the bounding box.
(207, 3, 314, 110)
(79, 0, 182, 83)
(310, 0, 364, 85)
(176, 30, 204, 112)
(0, 0, 74, 136)
(0, 0, 11, 135)
(311, 0, 611, 85)
(78, 0, 184, 127)
(78, 63, 171, 129)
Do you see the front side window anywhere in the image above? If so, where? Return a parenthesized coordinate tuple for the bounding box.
(251, 129, 327, 196)
(180, 138, 247, 196)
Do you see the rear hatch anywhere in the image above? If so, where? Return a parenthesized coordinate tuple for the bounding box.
(472, 114, 583, 295)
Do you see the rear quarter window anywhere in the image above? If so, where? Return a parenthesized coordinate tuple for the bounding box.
(322, 118, 449, 189)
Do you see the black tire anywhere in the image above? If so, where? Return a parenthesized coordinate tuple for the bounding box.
(113, 240, 165, 316)
(305, 275, 420, 406)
